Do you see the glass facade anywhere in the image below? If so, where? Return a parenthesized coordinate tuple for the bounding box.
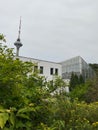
(61, 56, 95, 80)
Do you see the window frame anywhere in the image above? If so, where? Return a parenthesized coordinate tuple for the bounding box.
(40, 66, 44, 74)
(50, 68, 54, 75)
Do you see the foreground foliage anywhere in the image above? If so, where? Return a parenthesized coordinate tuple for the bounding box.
(0, 35, 98, 129)
(1, 99, 98, 130)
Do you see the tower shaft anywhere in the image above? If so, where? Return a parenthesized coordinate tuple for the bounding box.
(16, 47, 19, 56)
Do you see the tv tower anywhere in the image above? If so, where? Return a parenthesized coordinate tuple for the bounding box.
(14, 17, 23, 56)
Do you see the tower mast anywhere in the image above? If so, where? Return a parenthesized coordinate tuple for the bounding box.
(14, 17, 23, 56)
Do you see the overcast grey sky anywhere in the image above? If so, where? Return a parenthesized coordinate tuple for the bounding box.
(0, 0, 98, 63)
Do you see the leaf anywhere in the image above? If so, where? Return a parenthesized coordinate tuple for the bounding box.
(3, 127, 10, 130)
(17, 107, 36, 114)
(3, 126, 14, 130)
(9, 112, 15, 126)
(0, 113, 9, 129)
(0, 108, 6, 113)
(16, 113, 30, 120)
(16, 120, 25, 129)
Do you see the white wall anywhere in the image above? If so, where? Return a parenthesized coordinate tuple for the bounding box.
(17, 56, 62, 81)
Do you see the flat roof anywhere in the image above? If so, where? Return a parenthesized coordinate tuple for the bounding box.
(17, 55, 61, 64)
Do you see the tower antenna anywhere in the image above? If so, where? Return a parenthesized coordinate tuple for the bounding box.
(18, 16, 21, 41)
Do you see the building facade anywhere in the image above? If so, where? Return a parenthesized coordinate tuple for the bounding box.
(60, 56, 94, 80)
(18, 56, 62, 81)
(17, 56, 95, 81)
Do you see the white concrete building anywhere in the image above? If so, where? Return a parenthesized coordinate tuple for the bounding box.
(15, 56, 95, 94)
(17, 56, 94, 82)
(18, 56, 62, 81)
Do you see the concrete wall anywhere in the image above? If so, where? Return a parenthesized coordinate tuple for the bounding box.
(17, 56, 62, 81)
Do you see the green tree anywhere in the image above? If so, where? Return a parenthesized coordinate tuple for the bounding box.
(70, 73, 79, 91)
(89, 63, 98, 74)
(0, 44, 35, 108)
(79, 74, 85, 84)
(0, 34, 6, 42)
(69, 80, 91, 101)
(84, 77, 98, 103)
(47, 76, 66, 93)
(0, 35, 52, 129)
(70, 73, 85, 91)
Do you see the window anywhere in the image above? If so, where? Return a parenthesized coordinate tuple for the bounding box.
(55, 68, 58, 75)
(50, 68, 54, 75)
(40, 66, 43, 74)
